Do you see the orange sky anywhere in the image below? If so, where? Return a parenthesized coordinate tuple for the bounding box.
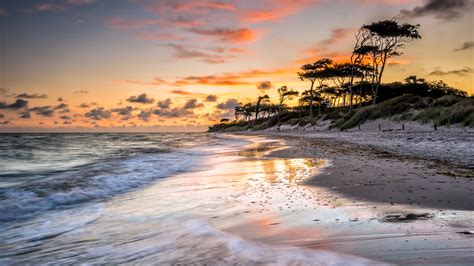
(0, 0, 473, 131)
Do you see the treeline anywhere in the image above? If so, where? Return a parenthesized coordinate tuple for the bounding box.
(210, 20, 469, 131)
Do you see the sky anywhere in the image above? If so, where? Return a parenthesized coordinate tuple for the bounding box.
(0, 0, 473, 132)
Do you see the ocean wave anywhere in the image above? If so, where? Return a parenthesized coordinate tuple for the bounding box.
(0, 151, 203, 223)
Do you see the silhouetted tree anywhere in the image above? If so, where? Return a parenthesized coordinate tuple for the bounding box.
(277, 86, 299, 123)
(361, 20, 421, 104)
(298, 58, 333, 119)
(254, 95, 270, 125)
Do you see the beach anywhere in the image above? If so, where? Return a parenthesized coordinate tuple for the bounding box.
(1, 132, 473, 264)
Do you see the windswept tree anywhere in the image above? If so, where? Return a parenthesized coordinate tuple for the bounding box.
(361, 20, 421, 104)
(298, 58, 333, 119)
(255, 95, 270, 121)
(277, 86, 299, 123)
(329, 63, 353, 107)
(405, 75, 426, 84)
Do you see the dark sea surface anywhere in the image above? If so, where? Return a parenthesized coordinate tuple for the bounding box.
(0, 133, 224, 222)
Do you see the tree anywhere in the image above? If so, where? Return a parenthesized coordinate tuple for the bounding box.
(405, 75, 426, 84)
(329, 63, 353, 107)
(348, 30, 373, 111)
(298, 58, 333, 119)
(361, 20, 421, 104)
(254, 95, 270, 125)
(277, 86, 299, 123)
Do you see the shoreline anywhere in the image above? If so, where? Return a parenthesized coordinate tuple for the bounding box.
(236, 130, 474, 211)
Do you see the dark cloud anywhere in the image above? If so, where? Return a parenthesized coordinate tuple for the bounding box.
(85, 107, 111, 120)
(454, 41, 474, 51)
(57, 97, 64, 102)
(399, 0, 474, 21)
(153, 107, 194, 118)
(429, 67, 473, 76)
(74, 90, 89, 94)
(217, 98, 239, 110)
(204, 95, 218, 103)
(157, 98, 172, 109)
(256, 81, 273, 91)
(0, 99, 29, 109)
(0, 114, 3, 118)
(60, 115, 71, 120)
(79, 103, 90, 108)
(16, 93, 47, 99)
(19, 111, 31, 119)
(30, 106, 54, 117)
(54, 103, 70, 113)
(138, 110, 153, 122)
(0, 121, 10, 125)
(205, 95, 218, 102)
(111, 106, 134, 116)
(63, 121, 72, 125)
(126, 93, 155, 104)
(184, 99, 204, 109)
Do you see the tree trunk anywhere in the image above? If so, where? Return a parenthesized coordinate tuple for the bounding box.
(349, 65, 355, 112)
(309, 81, 314, 120)
(373, 52, 387, 105)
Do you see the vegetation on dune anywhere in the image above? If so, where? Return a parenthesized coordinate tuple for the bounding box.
(208, 19, 472, 132)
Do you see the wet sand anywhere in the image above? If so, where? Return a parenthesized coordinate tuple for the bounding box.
(215, 134, 474, 264)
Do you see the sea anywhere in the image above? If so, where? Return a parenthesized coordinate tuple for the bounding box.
(0, 133, 371, 264)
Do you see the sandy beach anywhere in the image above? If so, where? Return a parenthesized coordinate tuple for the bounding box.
(216, 131, 474, 263)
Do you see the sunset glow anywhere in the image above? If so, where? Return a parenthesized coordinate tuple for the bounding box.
(1, 0, 473, 131)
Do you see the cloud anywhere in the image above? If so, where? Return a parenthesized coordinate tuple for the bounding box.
(217, 98, 239, 110)
(168, 43, 232, 64)
(15, 93, 48, 99)
(454, 41, 474, 51)
(30, 106, 54, 117)
(106, 17, 162, 30)
(183, 99, 204, 109)
(157, 98, 173, 109)
(153, 107, 195, 118)
(126, 93, 155, 104)
(144, 0, 235, 14)
(60, 115, 71, 120)
(0, 99, 29, 109)
(78, 103, 91, 108)
(205, 95, 218, 102)
(188, 27, 259, 43)
(74, 90, 89, 94)
(138, 110, 153, 122)
(399, 0, 474, 20)
(257, 81, 273, 91)
(0, 114, 3, 118)
(317, 28, 356, 48)
(113, 78, 168, 86)
(0, 121, 10, 125)
(0, 8, 8, 16)
(429, 66, 473, 76)
(136, 32, 187, 41)
(240, 0, 317, 23)
(173, 68, 289, 86)
(35, 0, 96, 12)
(67, 0, 96, 6)
(111, 106, 134, 116)
(170, 89, 197, 95)
(54, 103, 70, 113)
(19, 111, 31, 119)
(85, 107, 112, 120)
